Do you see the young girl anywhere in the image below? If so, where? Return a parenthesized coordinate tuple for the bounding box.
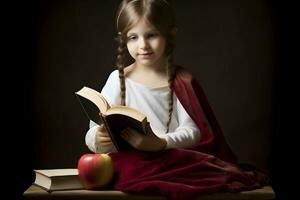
(86, 0, 202, 154)
(85, 0, 268, 199)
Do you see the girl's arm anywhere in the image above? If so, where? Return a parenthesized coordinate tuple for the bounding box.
(157, 98, 201, 149)
(121, 98, 200, 151)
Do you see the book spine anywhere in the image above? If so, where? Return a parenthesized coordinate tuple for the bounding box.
(101, 114, 120, 151)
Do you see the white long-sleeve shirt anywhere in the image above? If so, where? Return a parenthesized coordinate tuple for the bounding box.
(85, 70, 200, 153)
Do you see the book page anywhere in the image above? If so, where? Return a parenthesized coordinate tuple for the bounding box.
(75, 86, 109, 125)
(75, 87, 109, 112)
(34, 169, 78, 176)
(106, 106, 145, 122)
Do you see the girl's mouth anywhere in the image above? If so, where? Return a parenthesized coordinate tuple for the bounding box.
(139, 52, 153, 55)
(138, 52, 154, 58)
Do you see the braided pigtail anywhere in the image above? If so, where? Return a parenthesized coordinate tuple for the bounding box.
(116, 35, 127, 106)
(166, 55, 175, 133)
(115, 0, 177, 131)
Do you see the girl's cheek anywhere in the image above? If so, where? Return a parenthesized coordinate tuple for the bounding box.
(127, 50, 136, 59)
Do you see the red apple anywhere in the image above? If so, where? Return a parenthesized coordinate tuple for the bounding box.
(77, 153, 114, 189)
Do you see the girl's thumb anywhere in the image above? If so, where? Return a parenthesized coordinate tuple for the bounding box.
(99, 124, 106, 131)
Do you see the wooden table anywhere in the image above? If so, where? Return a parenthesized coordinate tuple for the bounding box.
(23, 185, 275, 200)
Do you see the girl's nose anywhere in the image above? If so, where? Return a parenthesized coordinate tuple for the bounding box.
(139, 37, 149, 49)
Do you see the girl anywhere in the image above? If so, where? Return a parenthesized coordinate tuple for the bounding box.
(85, 0, 268, 199)
(86, 0, 204, 154)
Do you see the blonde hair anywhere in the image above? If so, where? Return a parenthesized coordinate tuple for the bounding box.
(115, 0, 176, 132)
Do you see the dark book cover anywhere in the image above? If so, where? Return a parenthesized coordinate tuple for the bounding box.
(103, 114, 147, 151)
(75, 94, 103, 125)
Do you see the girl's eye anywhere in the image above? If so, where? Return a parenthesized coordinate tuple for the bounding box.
(147, 33, 157, 38)
(128, 36, 137, 41)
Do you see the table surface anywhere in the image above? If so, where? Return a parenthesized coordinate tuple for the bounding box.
(24, 185, 275, 200)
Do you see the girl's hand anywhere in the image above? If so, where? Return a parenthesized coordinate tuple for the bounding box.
(120, 124, 167, 151)
(95, 124, 112, 147)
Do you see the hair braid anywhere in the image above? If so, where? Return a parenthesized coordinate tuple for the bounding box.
(166, 54, 175, 133)
(116, 35, 127, 106)
(115, 0, 177, 130)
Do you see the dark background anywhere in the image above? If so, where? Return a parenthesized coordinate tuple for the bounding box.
(16, 0, 296, 199)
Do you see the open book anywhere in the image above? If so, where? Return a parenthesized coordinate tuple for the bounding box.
(75, 86, 149, 151)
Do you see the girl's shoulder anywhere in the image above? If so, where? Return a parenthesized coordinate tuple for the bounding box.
(109, 69, 119, 75)
(103, 70, 119, 87)
(106, 69, 119, 80)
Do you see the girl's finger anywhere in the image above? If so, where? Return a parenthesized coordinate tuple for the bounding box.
(99, 124, 106, 131)
(121, 129, 130, 137)
(101, 141, 113, 147)
(120, 131, 130, 142)
(99, 131, 109, 137)
(99, 137, 111, 143)
(128, 128, 140, 137)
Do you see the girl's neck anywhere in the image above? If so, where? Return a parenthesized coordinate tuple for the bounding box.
(134, 57, 168, 75)
(125, 57, 169, 88)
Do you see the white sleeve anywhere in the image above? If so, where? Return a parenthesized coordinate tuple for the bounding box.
(159, 99, 201, 149)
(85, 121, 99, 152)
(85, 120, 117, 153)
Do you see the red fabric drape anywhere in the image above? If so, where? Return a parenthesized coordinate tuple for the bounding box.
(109, 66, 269, 200)
(173, 66, 237, 163)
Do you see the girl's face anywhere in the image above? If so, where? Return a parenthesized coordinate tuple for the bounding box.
(126, 19, 167, 68)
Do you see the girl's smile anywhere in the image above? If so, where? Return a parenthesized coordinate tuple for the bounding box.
(138, 52, 154, 59)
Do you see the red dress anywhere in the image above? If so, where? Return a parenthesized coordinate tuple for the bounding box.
(109, 66, 269, 200)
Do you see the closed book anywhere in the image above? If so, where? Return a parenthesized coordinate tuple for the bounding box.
(33, 168, 84, 192)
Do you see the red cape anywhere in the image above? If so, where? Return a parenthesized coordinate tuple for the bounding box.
(109, 67, 269, 200)
(173, 66, 237, 163)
